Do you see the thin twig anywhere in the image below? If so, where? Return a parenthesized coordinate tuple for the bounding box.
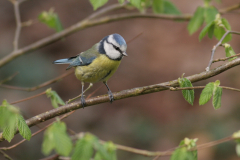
(0, 70, 73, 91)
(219, 3, 240, 14)
(212, 53, 240, 63)
(0, 149, 13, 160)
(206, 30, 231, 71)
(13, 0, 21, 51)
(0, 72, 19, 84)
(170, 86, 240, 92)
(10, 91, 46, 105)
(0, 57, 240, 141)
(0, 13, 191, 68)
(206, 30, 240, 71)
(127, 31, 144, 44)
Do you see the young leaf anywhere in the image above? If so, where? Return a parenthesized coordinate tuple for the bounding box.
(224, 44, 237, 61)
(212, 86, 222, 109)
(171, 138, 198, 160)
(236, 143, 240, 157)
(93, 141, 112, 160)
(199, 21, 214, 41)
(199, 82, 214, 105)
(17, 115, 31, 141)
(152, 0, 164, 14)
(170, 147, 188, 160)
(204, 6, 218, 24)
(0, 100, 21, 142)
(2, 114, 17, 142)
(38, 8, 63, 32)
(71, 133, 97, 160)
(214, 18, 232, 43)
(208, 23, 215, 38)
(178, 77, 194, 105)
(103, 142, 117, 160)
(89, 0, 108, 10)
(129, 0, 142, 10)
(163, 0, 181, 15)
(188, 7, 205, 35)
(42, 121, 73, 156)
(118, 0, 125, 4)
(46, 88, 65, 108)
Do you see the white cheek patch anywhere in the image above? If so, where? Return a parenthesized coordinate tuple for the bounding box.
(104, 41, 121, 60)
(108, 35, 120, 47)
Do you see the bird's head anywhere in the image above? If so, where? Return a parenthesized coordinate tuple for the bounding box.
(98, 34, 127, 60)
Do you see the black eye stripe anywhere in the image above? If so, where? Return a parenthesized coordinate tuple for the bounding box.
(106, 40, 122, 54)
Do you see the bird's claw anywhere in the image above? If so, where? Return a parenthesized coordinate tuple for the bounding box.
(108, 91, 114, 103)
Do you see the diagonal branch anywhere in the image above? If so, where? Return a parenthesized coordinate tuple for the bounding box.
(0, 13, 191, 68)
(0, 70, 73, 91)
(1, 57, 240, 141)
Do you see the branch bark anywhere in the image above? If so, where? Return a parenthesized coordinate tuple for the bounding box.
(1, 57, 240, 141)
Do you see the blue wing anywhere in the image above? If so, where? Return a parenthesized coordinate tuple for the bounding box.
(53, 53, 97, 70)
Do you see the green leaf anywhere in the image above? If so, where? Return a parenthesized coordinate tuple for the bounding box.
(199, 21, 214, 41)
(204, 6, 218, 24)
(103, 142, 117, 160)
(199, 82, 214, 105)
(38, 8, 63, 32)
(213, 18, 232, 43)
(129, 0, 142, 10)
(163, 0, 181, 15)
(171, 138, 198, 160)
(46, 88, 65, 108)
(152, 0, 164, 14)
(178, 78, 194, 105)
(17, 115, 31, 141)
(212, 86, 222, 109)
(94, 141, 112, 160)
(188, 7, 205, 35)
(0, 100, 22, 142)
(2, 114, 18, 142)
(236, 143, 240, 157)
(118, 0, 125, 4)
(42, 121, 73, 156)
(71, 133, 97, 160)
(224, 44, 237, 61)
(89, 0, 108, 10)
(208, 23, 215, 38)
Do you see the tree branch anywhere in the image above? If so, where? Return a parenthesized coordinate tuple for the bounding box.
(212, 53, 240, 63)
(0, 12, 191, 68)
(1, 58, 240, 141)
(0, 150, 13, 160)
(0, 70, 73, 91)
(13, 0, 21, 51)
(170, 86, 240, 92)
(206, 30, 240, 71)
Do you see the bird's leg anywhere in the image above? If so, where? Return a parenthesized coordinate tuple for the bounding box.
(103, 81, 114, 103)
(67, 83, 93, 108)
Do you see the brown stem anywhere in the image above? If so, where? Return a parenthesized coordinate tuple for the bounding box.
(10, 91, 46, 105)
(1, 58, 240, 141)
(0, 70, 73, 91)
(13, 1, 21, 51)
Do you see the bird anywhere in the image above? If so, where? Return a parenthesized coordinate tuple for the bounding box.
(53, 33, 127, 107)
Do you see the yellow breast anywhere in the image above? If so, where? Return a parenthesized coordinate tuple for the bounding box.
(75, 55, 121, 83)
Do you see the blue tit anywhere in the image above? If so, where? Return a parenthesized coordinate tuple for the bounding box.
(53, 33, 127, 107)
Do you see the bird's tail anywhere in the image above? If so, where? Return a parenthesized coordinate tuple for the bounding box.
(53, 56, 76, 64)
